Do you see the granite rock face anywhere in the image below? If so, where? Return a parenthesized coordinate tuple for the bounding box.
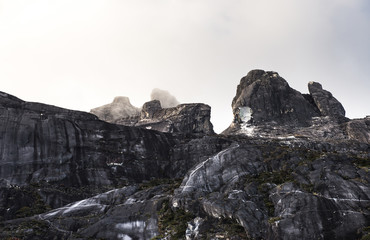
(135, 101, 214, 135)
(224, 70, 369, 145)
(1, 69, 370, 240)
(308, 81, 346, 119)
(231, 70, 320, 126)
(0, 92, 176, 187)
(172, 140, 370, 240)
(346, 116, 370, 144)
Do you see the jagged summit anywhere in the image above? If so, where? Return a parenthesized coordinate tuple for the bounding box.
(90, 96, 140, 122)
(222, 69, 370, 143)
(308, 81, 346, 119)
(112, 96, 131, 104)
(231, 69, 320, 126)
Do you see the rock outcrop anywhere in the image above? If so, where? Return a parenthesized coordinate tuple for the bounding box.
(90, 96, 140, 122)
(96, 99, 215, 135)
(224, 70, 370, 144)
(135, 101, 214, 135)
(308, 81, 346, 119)
(231, 70, 320, 126)
(346, 116, 370, 144)
(91, 95, 214, 135)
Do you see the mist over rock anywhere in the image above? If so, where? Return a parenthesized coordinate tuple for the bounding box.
(150, 88, 179, 108)
(90, 96, 140, 122)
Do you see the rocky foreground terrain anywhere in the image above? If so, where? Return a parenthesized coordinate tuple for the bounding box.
(0, 70, 369, 239)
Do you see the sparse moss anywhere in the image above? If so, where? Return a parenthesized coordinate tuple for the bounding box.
(220, 217, 248, 238)
(243, 169, 294, 217)
(301, 183, 315, 193)
(201, 216, 250, 240)
(362, 234, 370, 240)
(1, 219, 50, 239)
(156, 199, 195, 239)
(268, 216, 282, 224)
(353, 156, 370, 171)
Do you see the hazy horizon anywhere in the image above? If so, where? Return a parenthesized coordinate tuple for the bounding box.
(1, 0, 369, 132)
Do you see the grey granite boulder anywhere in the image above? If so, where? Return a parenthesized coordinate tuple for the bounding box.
(308, 81, 346, 119)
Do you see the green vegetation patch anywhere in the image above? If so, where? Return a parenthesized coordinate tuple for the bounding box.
(243, 169, 294, 216)
(154, 199, 195, 239)
(353, 156, 370, 169)
(1, 219, 51, 239)
(139, 178, 182, 193)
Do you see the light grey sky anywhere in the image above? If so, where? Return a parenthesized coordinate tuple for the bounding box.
(1, 0, 369, 132)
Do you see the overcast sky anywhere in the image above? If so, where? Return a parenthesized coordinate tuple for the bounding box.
(1, 0, 369, 132)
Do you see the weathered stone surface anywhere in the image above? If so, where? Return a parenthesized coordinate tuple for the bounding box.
(0, 95, 175, 187)
(90, 96, 140, 122)
(0, 91, 180, 218)
(0, 91, 225, 224)
(173, 140, 370, 240)
(93, 99, 214, 135)
(136, 102, 214, 135)
(223, 70, 370, 145)
(140, 100, 162, 119)
(0, 185, 167, 239)
(230, 70, 320, 126)
(308, 81, 346, 119)
(346, 116, 370, 144)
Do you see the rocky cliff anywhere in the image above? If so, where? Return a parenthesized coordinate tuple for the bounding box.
(92, 98, 214, 135)
(0, 70, 369, 240)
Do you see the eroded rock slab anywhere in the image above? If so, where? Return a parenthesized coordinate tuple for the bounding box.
(308, 81, 346, 119)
